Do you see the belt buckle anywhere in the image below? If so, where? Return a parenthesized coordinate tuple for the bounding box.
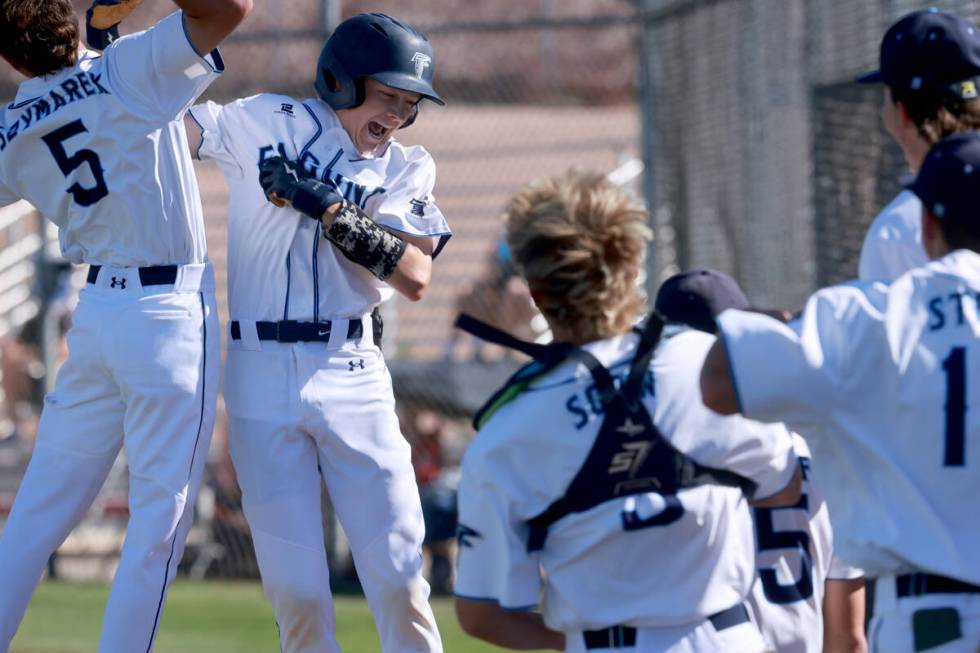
(276, 321, 300, 343)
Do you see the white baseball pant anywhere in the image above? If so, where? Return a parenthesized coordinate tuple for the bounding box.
(0, 263, 219, 653)
(224, 317, 442, 653)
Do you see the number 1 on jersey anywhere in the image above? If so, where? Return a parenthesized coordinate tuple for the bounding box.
(942, 346, 967, 467)
(41, 119, 109, 207)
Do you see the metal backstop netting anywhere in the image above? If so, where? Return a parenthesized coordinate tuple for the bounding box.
(640, 0, 980, 309)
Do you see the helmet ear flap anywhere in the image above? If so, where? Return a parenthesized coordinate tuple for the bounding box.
(399, 104, 419, 129)
(315, 43, 358, 110)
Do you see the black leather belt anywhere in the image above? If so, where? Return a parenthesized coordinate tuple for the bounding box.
(897, 573, 980, 598)
(230, 319, 362, 344)
(582, 603, 749, 650)
(87, 264, 178, 286)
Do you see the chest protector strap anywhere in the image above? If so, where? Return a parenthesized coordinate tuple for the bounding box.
(455, 313, 759, 553)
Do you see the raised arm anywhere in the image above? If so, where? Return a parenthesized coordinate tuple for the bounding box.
(176, 0, 252, 55)
(700, 337, 740, 415)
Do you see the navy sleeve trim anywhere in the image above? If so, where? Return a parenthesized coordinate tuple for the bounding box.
(300, 101, 323, 159)
(179, 12, 224, 71)
(187, 108, 206, 160)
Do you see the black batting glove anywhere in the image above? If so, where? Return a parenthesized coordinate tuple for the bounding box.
(258, 156, 344, 222)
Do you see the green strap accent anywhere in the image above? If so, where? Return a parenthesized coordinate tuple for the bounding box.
(474, 377, 536, 429)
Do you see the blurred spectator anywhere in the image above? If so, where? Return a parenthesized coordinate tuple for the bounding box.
(449, 236, 551, 361)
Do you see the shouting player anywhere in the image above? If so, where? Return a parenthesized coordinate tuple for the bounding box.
(654, 270, 866, 653)
(452, 171, 802, 652)
(0, 0, 250, 651)
(701, 133, 980, 652)
(184, 13, 448, 653)
(858, 8, 980, 281)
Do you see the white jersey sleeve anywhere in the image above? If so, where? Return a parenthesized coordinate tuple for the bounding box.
(714, 289, 868, 428)
(364, 149, 452, 255)
(858, 190, 927, 282)
(189, 99, 250, 179)
(102, 11, 223, 123)
(454, 457, 543, 610)
(654, 330, 798, 500)
(826, 555, 864, 581)
(0, 180, 17, 207)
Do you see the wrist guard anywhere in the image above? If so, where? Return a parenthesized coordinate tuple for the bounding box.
(292, 178, 341, 222)
(326, 201, 407, 281)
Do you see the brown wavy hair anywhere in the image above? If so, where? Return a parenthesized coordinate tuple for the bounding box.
(0, 0, 79, 77)
(891, 87, 980, 145)
(505, 170, 652, 343)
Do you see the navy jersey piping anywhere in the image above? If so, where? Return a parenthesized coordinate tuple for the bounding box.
(283, 253, 292, 320)
(299, 101, 323, 159)
(312, 223, 321, 323)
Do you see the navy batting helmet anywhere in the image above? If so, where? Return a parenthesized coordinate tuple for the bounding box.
(315, 13, 445, 128)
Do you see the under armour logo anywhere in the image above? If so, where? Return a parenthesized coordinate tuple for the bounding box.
(110, 277, 126, 289)
(410, 52, 431, 79)
(348, 359, 365, 371)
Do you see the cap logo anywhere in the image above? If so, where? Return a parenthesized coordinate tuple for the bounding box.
(911, 76, 923, 90)
(934, 202, 946, 218)
(411, 52, 431, 79)
(960, 80, 978, 99)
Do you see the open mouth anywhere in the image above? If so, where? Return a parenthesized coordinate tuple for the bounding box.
(367, 121, 387, 140)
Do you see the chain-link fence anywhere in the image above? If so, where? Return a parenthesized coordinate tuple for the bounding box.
(3, 0, 973, 588)
(0, 1, 641, 586)
(641, 0, 980, 309)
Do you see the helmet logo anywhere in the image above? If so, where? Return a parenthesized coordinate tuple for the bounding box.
(411, 52, 431, 79)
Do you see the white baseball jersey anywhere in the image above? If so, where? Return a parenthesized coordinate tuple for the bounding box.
(189, 95, 452, 321)
(859, 190, 928, 282)
(749, 434, 862, 653)
(454, 327, 797, 634)
(717, 248, 980, 582)
(0, 11, 220, 266)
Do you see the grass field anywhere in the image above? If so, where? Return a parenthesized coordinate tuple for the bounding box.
(10, 581, 539, 652)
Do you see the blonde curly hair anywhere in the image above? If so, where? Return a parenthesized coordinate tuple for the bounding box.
(505, 170, 652, 343)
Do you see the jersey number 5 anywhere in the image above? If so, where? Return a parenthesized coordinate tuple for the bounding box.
(754, 459, 814, 604)
(942, 346, 967, 467)
(42, 120, 109, 207)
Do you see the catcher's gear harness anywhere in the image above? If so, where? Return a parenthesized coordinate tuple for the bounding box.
(455, 312, 759, 552)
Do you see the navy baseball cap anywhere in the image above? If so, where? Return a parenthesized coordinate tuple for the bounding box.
(857, 9, 980, 98)
(654, 269, 749, 334)
(907, 132, 980, 234)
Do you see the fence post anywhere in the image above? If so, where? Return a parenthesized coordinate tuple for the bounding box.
(638, 0, 659, 296)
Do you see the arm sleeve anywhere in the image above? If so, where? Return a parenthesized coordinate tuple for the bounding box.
(365, 152, 452, 257)
(453, 454, 542, 610)
(102, 11, 224, 123)
(655, 332, 798, 500)
(715, 293, 854, 428)
(858, 195, 928, 282)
